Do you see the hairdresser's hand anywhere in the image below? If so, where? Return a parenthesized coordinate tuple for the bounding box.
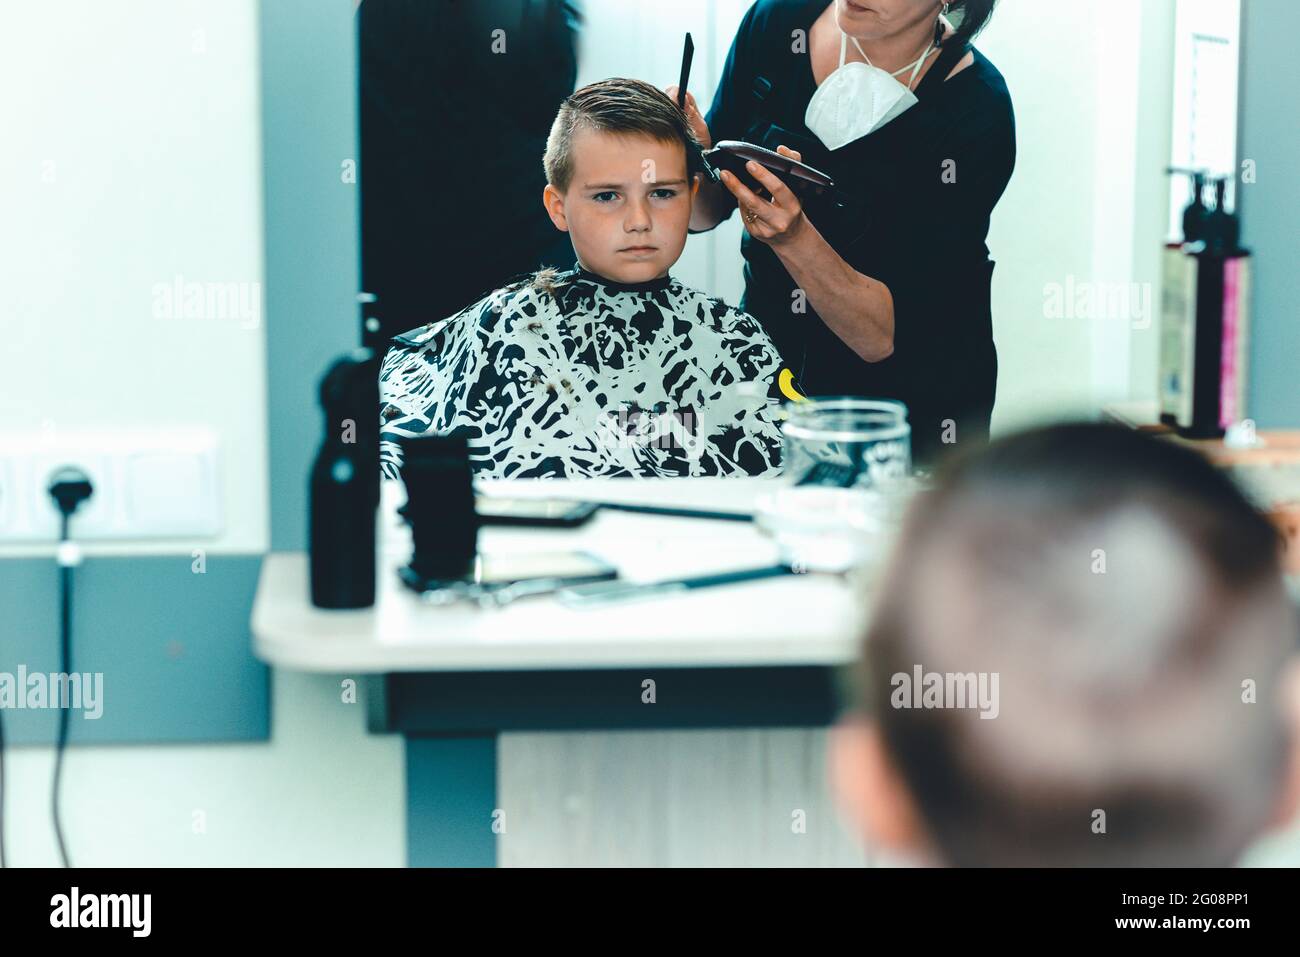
(664, 85, 711, 149)
(719, 146, 808, 248)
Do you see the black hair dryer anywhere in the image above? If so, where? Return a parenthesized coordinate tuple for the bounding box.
(309, 348, 381, 609)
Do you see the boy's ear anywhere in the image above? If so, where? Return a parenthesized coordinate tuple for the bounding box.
(1267, 657, 1300, 830)
(542, 184, 569, 232)
(691, 172, 701, 197)
(829, 712, 929, 857)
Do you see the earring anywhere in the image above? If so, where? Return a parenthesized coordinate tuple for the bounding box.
(934, 8, 948, 46)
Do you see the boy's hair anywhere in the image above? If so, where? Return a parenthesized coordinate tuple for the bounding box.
(543, 77, 700, 192)
(859, 423, 1295, 867)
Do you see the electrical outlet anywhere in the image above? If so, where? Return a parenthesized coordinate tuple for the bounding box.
(0, 429, 222, 542)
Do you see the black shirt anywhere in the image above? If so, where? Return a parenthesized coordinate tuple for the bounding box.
(705, 0, 1016, 463)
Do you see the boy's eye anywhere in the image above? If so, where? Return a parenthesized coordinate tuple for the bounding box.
(592, 191, 618, 203)
(651, 188, 678, 200)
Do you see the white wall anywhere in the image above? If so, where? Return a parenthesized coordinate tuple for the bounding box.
(1129, 0, 1180, 407)
(0, 0, 404, 868)
(0, 0, 268, 558)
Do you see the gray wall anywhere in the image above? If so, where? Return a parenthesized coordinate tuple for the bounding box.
(260, 0, 363, 550)
(1238, 0, 1299, 428)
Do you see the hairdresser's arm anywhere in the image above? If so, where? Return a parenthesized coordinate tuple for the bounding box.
(665, 86, 737, 232)
(691, 176, 739, 233)
(721, 151, 894, 363)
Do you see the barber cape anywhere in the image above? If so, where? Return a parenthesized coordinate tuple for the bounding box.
(378, 266, 785, 480)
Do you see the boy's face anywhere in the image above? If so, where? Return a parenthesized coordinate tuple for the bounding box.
(543, 129, 698, 284)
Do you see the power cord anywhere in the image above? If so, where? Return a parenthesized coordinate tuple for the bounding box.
(0, 685, 6, 868)
(47, 466, 93, 869)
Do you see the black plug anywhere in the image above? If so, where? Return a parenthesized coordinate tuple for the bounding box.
(47, 467, 94, 519)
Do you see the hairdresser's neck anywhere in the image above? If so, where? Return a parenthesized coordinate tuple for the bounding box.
(845, 13, 946, 74)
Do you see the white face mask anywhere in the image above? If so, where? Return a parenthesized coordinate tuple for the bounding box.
(805, 28, 935, 151)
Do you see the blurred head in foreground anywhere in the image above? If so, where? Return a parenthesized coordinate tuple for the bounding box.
(831, 423, 1300, 866)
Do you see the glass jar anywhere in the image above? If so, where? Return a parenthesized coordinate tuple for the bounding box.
(781, 397, 911, 488)
(755, 398, 917, 573)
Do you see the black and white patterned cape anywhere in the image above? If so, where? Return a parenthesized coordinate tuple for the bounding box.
(378, 266, 786, 480)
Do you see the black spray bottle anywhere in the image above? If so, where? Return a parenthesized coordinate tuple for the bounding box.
(310, 348, 381, 608)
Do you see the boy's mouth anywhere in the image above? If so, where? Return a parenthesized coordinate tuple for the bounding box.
(618, 245, 658, 255)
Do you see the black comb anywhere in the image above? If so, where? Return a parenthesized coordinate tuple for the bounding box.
(674, 33, 711, 181)
(676, 33, 693, 111)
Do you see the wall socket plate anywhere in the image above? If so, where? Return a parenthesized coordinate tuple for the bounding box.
(0, 428, 222, 542)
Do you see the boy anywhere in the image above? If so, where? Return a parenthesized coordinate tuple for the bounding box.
(378, 78, 785, 481)
(830, 424, 1300, 866)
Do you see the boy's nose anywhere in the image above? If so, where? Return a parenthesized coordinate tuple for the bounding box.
(624, 199, 652, 231)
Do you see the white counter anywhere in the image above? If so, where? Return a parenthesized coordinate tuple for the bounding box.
(251, 477, 869, 673)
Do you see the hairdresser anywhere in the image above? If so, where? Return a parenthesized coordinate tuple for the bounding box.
(670, 0, 1013, 465)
